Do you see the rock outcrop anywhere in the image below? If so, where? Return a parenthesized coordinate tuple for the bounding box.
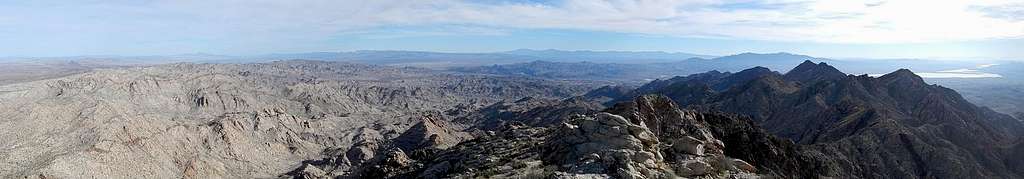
(545, 113, 674, 178)
(308, 95, 836, 178)
(605, 95, 839, 178)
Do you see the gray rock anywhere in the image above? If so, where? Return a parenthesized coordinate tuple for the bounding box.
(731, 158, 757, 173)
(551, 113, 668, 179)
(298, 164, 330, 179)
(675, 159, 712, 176)
(670, 136, 706, 156)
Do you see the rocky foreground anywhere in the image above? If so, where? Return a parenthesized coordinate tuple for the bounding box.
(290, 95, 837, 178)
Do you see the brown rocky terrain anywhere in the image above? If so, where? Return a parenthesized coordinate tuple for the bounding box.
(0, 60, 596, 178)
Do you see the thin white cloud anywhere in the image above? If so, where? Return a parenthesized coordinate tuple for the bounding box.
(435, 0, 1024, 43)
(296, 0, 1024, 43)
(1, 0, 1023, 55)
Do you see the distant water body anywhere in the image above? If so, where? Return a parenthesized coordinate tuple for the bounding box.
(869, 63, 1002, 78)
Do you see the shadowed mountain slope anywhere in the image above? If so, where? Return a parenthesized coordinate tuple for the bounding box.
(626, 61, 1024, 178)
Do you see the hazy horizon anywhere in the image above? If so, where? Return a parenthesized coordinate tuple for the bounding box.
(2, 49, 1022, 62)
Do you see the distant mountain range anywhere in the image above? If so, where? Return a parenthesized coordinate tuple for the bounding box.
(1, 49, 714, 67)
(4, 50, 1009, 75)
(452, 52, 828, 82)
(245, 49, 714, 66)
(500, 49, 715, 63)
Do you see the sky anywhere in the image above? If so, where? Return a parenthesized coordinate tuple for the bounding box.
(0, 0, 1022, 59)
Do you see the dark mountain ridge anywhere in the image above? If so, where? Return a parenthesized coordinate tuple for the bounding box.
(624, 60, 1024, 178)
(784, 60, 847, 84)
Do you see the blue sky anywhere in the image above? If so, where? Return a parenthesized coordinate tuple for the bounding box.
(1, 0, 1022, 59)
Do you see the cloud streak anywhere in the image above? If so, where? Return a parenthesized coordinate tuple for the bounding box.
(1, 0, 1022, 55)
(425, 0, 1024, 43)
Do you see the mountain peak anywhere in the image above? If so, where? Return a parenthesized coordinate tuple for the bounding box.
(751, 66, 771, 71)
(797, 60, 816, 66)
(728, 66, 775, 80)
(891, 68, 914, 75)
(880, 68, 924, 83)
(788, 60, 839, 74)
(784, 60, 845, 84)
(736, 66, 773, 75)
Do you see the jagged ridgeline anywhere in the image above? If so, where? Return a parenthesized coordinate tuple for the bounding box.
(620, 61, 1024, 178)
